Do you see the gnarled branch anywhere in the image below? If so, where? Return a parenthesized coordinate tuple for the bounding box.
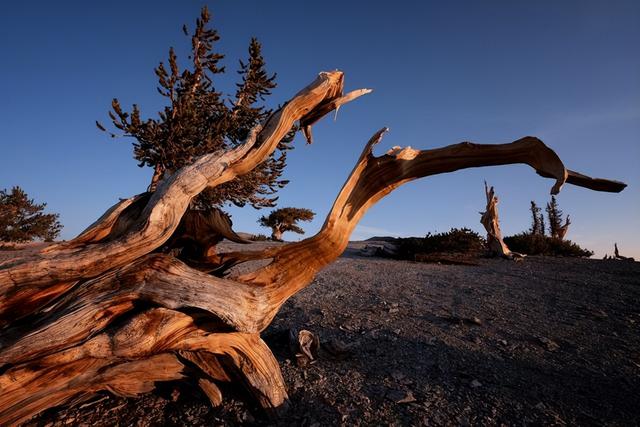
(0, 73, 627, 425)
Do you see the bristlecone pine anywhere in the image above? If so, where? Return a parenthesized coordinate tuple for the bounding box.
(0, 71, 627, 424)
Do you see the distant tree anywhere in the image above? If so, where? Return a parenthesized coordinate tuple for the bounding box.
(257, 207, 315, 241)
(98, 6, 295, 209)
(546, 195, 563, 238)
(529, 201, 544, 235)
(545, 195, 570, 239)
(0, 187, 62, 242)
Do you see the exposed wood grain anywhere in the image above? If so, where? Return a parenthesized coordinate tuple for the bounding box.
(480, 182, 518, 258)
(0, 72, 627, 424)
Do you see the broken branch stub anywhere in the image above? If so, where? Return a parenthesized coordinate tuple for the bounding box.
(0, 71, 627, 424)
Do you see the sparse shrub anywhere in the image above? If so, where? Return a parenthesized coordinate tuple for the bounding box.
(503, 233, 593, 257)
(250, 233, 270, 241)
(395, 228, 486, 260)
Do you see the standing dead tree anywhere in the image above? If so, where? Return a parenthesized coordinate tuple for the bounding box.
(480, 182, 522, 259)
(0, 71, 627, 425)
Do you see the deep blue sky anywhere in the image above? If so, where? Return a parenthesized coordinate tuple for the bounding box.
(1, 1, 638, 257)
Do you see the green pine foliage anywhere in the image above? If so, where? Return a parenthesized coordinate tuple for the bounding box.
(0, 187, 62, 242)
(257, 207, 315, 240)
(529, 201, 544, 235)
(505, 196, 592, 257)
(98, 7, 295, 209)
(545, 195, 563, 238)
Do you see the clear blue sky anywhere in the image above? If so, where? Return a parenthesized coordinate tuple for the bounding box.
(1, 1, 638, 258)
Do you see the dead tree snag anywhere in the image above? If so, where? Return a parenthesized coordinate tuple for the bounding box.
(0, 71, 626, 424)
(480, 182, 521, 258)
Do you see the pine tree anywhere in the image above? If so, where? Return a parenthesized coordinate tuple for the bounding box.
(545, 195, 563, 238)
(0, 187, 62, 242)
(529, 201, 543, 235)
(98, 7, 295, 209)
(257, 207, 315, 241)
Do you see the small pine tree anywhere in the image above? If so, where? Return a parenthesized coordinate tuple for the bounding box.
(257, 207, 315, 241)
(546, 195, 564, 238)
(0, 187, 62, 242)
(529, 201, 544, 235)
(98, 7, 295, 210)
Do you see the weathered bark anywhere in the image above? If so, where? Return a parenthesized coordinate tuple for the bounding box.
(0, 72, 627, 425)
(480, 182, 522, 259)
(271, 227, 283, 241)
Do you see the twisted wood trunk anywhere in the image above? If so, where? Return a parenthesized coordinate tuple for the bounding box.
(0, 71, 627, 425)
(480, 182, 522, 259)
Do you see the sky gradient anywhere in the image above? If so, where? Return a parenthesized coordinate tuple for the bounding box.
(1, 1, 638, 258)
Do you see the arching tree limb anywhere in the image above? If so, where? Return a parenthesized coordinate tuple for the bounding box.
(0, 73, 627, 424)
(0, 71, 370, 321)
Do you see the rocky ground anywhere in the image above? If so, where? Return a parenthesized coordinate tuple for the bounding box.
(18, 241, 640, 426)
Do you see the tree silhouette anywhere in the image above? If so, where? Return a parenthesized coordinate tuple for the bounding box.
(546, 195, 566, 238)
(258, 207, 315, 241)
(0, 186, 62, 242)
(529, 201, 545, 235)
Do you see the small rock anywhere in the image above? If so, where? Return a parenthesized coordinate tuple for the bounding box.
(391, 371, 405, 381)
(240, 411, 255, 424)
(385, 389, 407, 402)
(593, 309, 608, 319)
(498, 339, 508, 346)
(397, 391, 417, 404)
(539, 337, 559, 352)
(535, 402, 545, 410)
(388, 308, 400, 314)
(470, 379, 482, 388)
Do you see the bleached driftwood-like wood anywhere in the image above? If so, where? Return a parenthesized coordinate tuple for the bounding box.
(0, 71, 367, 325)
(0, 71, 627, 425)
(479, 182, 520, 258)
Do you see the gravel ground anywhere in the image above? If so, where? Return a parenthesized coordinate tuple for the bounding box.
(21, 242, 640, 426)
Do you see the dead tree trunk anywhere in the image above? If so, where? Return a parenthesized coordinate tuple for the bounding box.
(271, 227, 283, 242)
(479, 182, 521, 259)
(0, 71, 627, 425)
